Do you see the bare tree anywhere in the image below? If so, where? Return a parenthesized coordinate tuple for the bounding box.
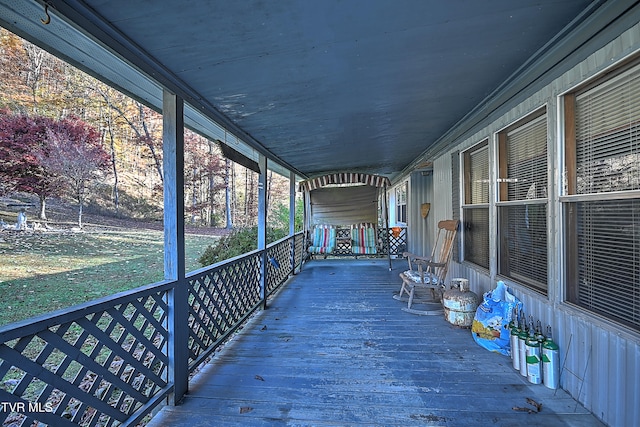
(39, 118, 110, 227)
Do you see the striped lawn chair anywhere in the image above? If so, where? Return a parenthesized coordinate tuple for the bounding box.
(308, 225, 337, 258)
(350, 223, 378, 255)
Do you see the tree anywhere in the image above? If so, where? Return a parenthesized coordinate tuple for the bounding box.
(225, 157, 233, 229)
(0, 112, 63, 219)
(184, 132, 226, 226)
(38, 116, 110, 227)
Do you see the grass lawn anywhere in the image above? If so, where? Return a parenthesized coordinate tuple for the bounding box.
(0, 228, 218, 326)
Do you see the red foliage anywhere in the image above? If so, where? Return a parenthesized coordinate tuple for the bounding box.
(0, 110, 58, 196)
(0, 111, 109, 200)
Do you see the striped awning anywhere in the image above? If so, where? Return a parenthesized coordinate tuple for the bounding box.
(299, 173, 390, 192)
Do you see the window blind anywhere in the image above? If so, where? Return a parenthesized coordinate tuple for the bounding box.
(463, 143, 490, 269)
(498, 205, 548, 291)
(498, 113, 548, 292)
(573, 199, 640, 329)
(469, 147, 489, 204)
(575, 65, 640, 194)
(506, 115, 547, 200)
(463, 206, 489, 269)
(452, 151, 460, 262)
(565, 61, 640, 332)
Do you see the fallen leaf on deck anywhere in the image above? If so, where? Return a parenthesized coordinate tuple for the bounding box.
(526, 397, 543, 412)
(512, 406, 535, 414)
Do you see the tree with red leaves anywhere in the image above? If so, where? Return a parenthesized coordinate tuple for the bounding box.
(38, 116, 110, 227)
(0, 112, 109, 225)
(0, 112, 61, 218)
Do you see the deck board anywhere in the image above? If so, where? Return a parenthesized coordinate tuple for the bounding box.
(148, 259, 605, 426)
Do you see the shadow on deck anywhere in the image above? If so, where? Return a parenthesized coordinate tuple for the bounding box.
(148, 258, 604, 427)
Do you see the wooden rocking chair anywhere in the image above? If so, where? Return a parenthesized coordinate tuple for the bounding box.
(394, 219, 459, 315)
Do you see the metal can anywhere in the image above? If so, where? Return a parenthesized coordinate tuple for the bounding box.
(510, 309, 520, 371)
(518, 313, 528, 377)
(526, 328, 542, 384)
(442, 279, 478, 328)
(542, 326, 560, 389)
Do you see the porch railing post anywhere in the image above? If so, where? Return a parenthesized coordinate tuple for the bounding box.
(163, 89, 188, 404)
(289, 170, 296, 274)
(258, 154, 268, 309)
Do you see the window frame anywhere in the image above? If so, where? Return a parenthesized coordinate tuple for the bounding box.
(496, 108, 549, 294)
(562, 59, 640, 331)
(461, 140, 490, 270)
(395, 181, 407, 225)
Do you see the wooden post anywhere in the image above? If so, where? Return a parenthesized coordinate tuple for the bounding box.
(289, 171, 296, 236)
(384, 184, 392, 271)
(258, 154, 268, 309)
(163, 90, 188, 404)
(289, 170, 296, 273)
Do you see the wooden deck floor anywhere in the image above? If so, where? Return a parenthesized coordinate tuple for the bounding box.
(148, 258, 604, 427)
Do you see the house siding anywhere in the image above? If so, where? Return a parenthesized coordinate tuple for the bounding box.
(413, 19, 640, 427)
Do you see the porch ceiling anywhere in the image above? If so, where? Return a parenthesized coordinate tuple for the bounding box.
(0, 1, 603, 180)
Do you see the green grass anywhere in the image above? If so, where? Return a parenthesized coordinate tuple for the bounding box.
(0, 229, 217, 326)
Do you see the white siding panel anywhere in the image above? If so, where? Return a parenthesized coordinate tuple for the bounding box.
(424, 20, 640, 427)
(406, 172, 432, 255)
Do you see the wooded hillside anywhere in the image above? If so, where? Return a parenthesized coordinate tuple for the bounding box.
(0, 28, 295, 229)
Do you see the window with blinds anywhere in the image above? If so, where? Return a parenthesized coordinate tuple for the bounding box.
(574, 65, 640, 195)
(463, 207, 490, 269)
(466, 146, 489, 204)
(396, 183, 407, 223)
(564, 60, 640, 331)
(451, 151, 461, 262)
(462, 142, 490, 269)
(497, 111, 548, 293)
(571, 199, 640, 329)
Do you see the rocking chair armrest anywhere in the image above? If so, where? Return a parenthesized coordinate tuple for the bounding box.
(402, 252, 433, 263)
(422, 261, 446, 268)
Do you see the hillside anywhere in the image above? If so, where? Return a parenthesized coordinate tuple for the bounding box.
(0, 193, 229, 236)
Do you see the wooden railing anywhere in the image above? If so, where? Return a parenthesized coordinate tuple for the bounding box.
(0, 232, 305, 427)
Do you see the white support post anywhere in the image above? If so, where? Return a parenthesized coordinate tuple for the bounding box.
(289, 170, 296, 273)
(289, 171, 296, 236)
(163, 90, 188, 404)
(258, 154, 268, 309)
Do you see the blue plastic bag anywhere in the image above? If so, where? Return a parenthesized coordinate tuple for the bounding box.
(471, 281, 522, 356)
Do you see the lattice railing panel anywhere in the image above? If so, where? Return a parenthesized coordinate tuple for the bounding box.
(0, 287, 171, 427)
(266, 237, 295, 295)
(0, 232, 306, 425)
(294, 233, 305, 268)
(380, 227, 407, 255)
(187, 253, 262, 370)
